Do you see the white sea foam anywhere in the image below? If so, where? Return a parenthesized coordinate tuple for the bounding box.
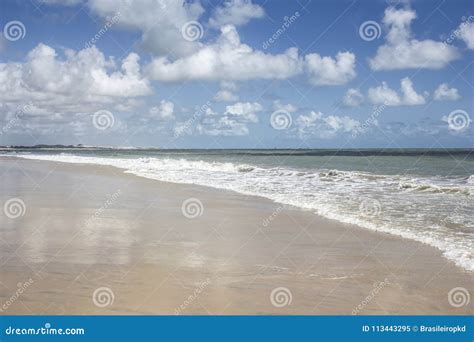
(6, 153, 473, 272)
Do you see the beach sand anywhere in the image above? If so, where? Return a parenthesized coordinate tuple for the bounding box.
(0, 157, 472, 315)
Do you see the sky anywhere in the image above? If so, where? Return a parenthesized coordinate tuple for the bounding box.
(0, 0, 473, 148)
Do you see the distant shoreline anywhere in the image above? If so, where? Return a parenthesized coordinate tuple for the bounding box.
(1, 145, 473, 157)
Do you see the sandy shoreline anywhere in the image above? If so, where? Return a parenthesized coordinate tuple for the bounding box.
(0, 157, 472, 315)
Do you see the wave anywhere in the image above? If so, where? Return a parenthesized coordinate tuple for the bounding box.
(398, 182, 471, 195)
(4, 152, 473, 272)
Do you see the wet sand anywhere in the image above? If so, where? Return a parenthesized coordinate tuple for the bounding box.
(0, 157, 472, 315)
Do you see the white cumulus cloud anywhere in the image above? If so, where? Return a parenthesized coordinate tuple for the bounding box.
(196, 101, 262, 136)
(214, 81, 239, 102)
(343, 88, 364, 107)
(368, 77, 426, 106)
(146, 25, 303, 82)
(273, 100, 298, 113)
(209, 0, 265, 28)
(369, 7, 459, 70)
(433, 83, 461, 101)
(305, 52, 356, 86)
(458, 21, 474, 49)
(295, 111, 360, 139)
(0, 43, 151, 110)
(146, 25, 355, 85)
(88, 0, 205, 58)
(148, 100, 175, 120)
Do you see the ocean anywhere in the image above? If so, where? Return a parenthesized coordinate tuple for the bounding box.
(2, 148, 473, 271)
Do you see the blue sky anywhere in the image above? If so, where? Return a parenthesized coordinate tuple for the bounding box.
(0, 0, 472, 148)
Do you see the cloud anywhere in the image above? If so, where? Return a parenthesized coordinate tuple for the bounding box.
(23, 44, 151, 98)
(196, 101, 262, 136)
(399, 77, 426, 105)
(146, 25, 355, 85)
(458, 21, 474, 49)
(214, 90, 239, 102)
(433, 83, 461, 101)
(369, 7, 459, 70)
(146, 25, 303, 81)
(343, 88, 364, 107)
(88, 0, 205, 58)
(148, 100, 175, 120)
(272, 100, 298, 113)
(214, 81, 239, 102)
(295, 111, 360, 138)
(305, 52, 356, 86)
(368, 77, 426, 106)
(0, 43, 151, 139)
(224, 101, 262, 123)
(208, 0, 265, 28)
